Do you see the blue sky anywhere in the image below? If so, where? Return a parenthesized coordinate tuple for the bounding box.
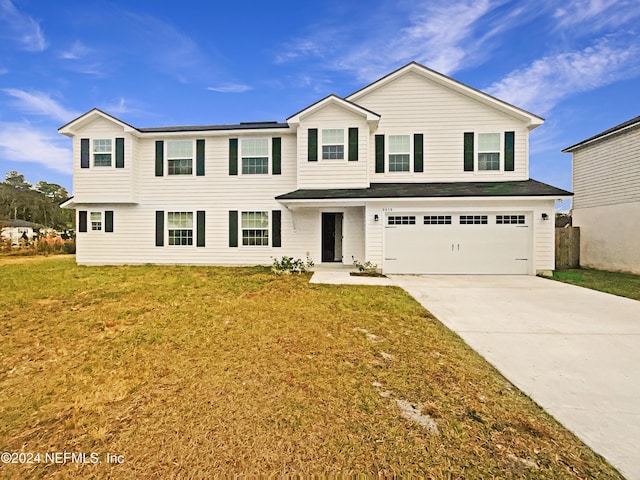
(1, 0, 639, 208)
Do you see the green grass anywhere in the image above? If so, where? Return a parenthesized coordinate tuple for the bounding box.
(552, 268, 640, 301)
(0, 256, 622, 478)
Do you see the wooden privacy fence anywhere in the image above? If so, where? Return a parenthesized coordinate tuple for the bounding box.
(555, 227, 580, 269)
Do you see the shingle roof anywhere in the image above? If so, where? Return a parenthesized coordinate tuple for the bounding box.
(276, 179, 572, 201)
(562, 115, 640, 152)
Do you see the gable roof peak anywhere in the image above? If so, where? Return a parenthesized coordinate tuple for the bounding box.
(346, 61, 544, 129)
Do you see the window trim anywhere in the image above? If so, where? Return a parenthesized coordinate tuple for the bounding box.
(166, 211, 194, 246)
(90, 211, 102, 231)
(476, 132, 502, 172)
(383, 134, 413, 173)
(93, 139, 113, 167)
(240, 210, 270, 246)
(240, 138, 270, 175)
(321, 128, 346, 161)
(166, 140, 195, 176)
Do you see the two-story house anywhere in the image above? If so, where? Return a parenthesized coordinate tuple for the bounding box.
(59, 62, 571, 274)
(562, 115, 640, 274)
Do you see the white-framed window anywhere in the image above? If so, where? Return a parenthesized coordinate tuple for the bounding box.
(321, 129, 344, 160)
(167, 212, 193, 245)
(241, 138, 269, 174)
(388, 135, 410, 172)
(478, 133, 500, 171)
(93, 139, 112, 167)
(241, 211, 269, 246)
(90, 212, 102, 231)
(167, 140, 193, 175)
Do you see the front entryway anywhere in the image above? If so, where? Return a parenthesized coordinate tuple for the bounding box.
(321, 212, 343, 262)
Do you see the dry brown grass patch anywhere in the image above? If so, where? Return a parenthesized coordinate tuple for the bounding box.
(0, 258, 622, 478)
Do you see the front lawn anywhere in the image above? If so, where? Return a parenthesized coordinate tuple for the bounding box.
(0, 257, 621, 478)
(551, 268, 640, 301)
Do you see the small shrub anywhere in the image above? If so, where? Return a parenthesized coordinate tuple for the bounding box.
(272, 253, 314, 274)
(352, 257, 385, 277)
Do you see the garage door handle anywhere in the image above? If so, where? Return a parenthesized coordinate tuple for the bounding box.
(457, 244, 460, 251)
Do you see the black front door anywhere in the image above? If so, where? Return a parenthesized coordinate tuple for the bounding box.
(322, 212, 343, 262)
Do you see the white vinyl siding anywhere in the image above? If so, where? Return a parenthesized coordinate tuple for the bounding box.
(352, 72, 529, 182)
(572, 127, 640, 209)
(297, 103, 369, 189)
(72, 116, 135, 204)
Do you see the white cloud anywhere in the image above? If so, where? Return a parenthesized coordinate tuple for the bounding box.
(486, 38, 640, 115)
(0, 0, 47, 52)
(553, 0, 640, 30)
(207, 84, 252, 93)
(0, 122, 72, 174)
(2, 89, 80, 124)
(59, 40, 91, 60)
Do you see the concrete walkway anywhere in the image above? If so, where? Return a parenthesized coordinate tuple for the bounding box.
(389, 275, 640, 480)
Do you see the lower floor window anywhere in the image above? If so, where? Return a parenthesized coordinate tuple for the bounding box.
(242, 211, 268, 246)
(91, 212, 102, 231)
(168, 212, 193, 245)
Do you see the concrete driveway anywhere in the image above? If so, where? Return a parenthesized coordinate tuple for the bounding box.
(390, 274, 640, 480)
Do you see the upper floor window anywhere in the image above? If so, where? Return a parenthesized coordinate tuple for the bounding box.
(478, 133, 500, 171)
(241, 138, 269, 174)
(93, 139, 112, 167)
(322, 129, 344, 160)
(167, 140, 193, 175)
(388, 135, 410, 172)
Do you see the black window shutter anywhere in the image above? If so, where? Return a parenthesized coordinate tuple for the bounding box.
(197, 210, 205, 247)
(81, 139, 90, 168)
(115, 138, 125, 168)
(196, 139, 205, 176)
(229, 139, 238, 175)
(308, 128, 318, 161)
(155, 141, 164, 176)
(464, 132, 474, 172)
(414, 134, 424, 173)
(105, 210, 114, 232)
(229, 211, 238, 247)
(272, 137, 281, 175)
(78, 211, 87, 232)
(375, 135, 385, 173)
(155, 211, 164, 246)
(348, 128, 358, 161)
(505, 131, 515, 171)
(272, 210, 281, 247)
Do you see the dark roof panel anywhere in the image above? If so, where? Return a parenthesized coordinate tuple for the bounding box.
(276, 179, 572, 200)
(562, 115, 640, 152)
(138, 122, 289, 133)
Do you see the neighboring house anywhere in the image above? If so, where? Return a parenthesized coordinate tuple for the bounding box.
(59, 62, 570, 274)
(562, 115, 640, 274)
(0, 219, 37, 245)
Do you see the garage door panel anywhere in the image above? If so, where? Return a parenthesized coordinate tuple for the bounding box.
(384, 213, 531, 274)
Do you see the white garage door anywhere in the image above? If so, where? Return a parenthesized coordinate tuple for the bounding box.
(384, 213, 531, 274)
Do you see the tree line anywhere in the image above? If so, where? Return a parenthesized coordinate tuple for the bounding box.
(0, 171, 73, 230)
